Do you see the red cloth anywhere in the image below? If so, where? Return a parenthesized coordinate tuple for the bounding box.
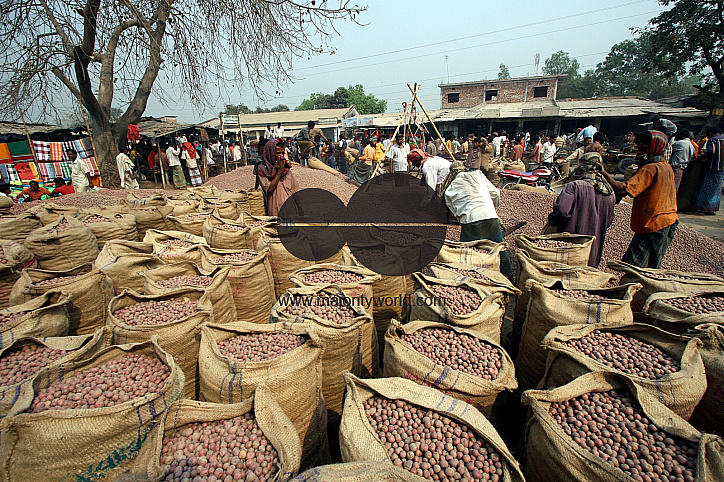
(54, 185, 75, 195)
(126, 125, 140, 142)
(148, 150, 158, 169)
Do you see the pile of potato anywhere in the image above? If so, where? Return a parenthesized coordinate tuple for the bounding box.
(561, 331, 680, 379)
(302, 270, 363, 284)
(534, 240, 572, 249)
(29, 353, 170, 412)
(179, 214, 208, 220)
(82, 215, 113, 224)
(403, 328, 501, 381)
(212, 252, 257, 265)
(374, 231, 419, 245)
(218, 224, 247, 232)
(363, 395, 505, 481)
(245, 220, 269, 228)
(113, 300, 199, 326)
(444, 266, 492, 282)
(352, 248, 387, 266)
(218, 333, 308, 362)
(548, 389, 697, 482)
(0, 312, 25, 328)
(427, 284, 482, 316)
(158, 275, 212, 289)
(285, 293, 357, 324)
(662, 295, 724, 314)
(0, 343, 68, 386)
(647, 273, 698, 281)
(35, 274, 84, 286)
(552, 289, 607, 302)
(160, 413, 280, 482)
(160, 239, 194, 249)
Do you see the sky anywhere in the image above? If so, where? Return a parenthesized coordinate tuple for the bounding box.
(129, 0, 669, 123)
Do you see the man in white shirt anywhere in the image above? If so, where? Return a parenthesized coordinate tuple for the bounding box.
(443, 167, 512, 275)
(670, 129, 695, 191)
(68, 148, 92, 192)
(541, 134, 558, 165)
(386, 133, 411, 187)
(232, 142, 243, 164)
(263, 124, 274, 139)
(576, 124, 598, 143)
(491, 132, 502, 158)
(273, 122, 285, 139)
(116, 144, 139, 189)
(166, 142, 185, 189)
(409, 150, 451, 208)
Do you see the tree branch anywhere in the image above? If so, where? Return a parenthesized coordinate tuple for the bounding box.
(51, 67, 83, 103)
(97, 18, 143, 113)
(36, 0, 73, 55)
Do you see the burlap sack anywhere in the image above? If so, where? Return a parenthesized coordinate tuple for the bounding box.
(271, 285, 377, 421)
(0, 212, 42, 242)
(369, 225, 424, 273)
(126, 205, 175, 238)
(643, 289, 724, 328)
(10, 263, 114, 336)
(187, 185, 216, 197)
(295, 223, 345, 265)
(289, 264, 381, 318)
(292, 462, 419, 481)
(383, 320, 517, 415)
(540, 323, 706, 420)
(512, 251, 616, 357)
(0, 240, 36, 308)
(198, 321, 327, 469)
(246, 189, 266, 216)
(0, 197, 12, 215)
(215, 188, 249, 203)
(523, 371, 724, 482)
(27, 202, 81, 225)
(689, 324, 724, 435)
(143, 229, 207, 264)
(308, 157, 338, 175)
(202, 212, 252, 249)
(0, 338, 184, 482)
(165, 197, 199, 215)
(197, 246, 275, 324)
(0, 291, 70, 349)
(141, 262, 236, 324)
(516, 280, 640, 390)
(428, 262, 520, 302)
(78, 212, 139, 248)
(94, 240, 165, 294)
(607, 260, 724, 320)
(240, 213, 278, 249)
(339, 374, 526, 482)
(259, 233, 315, 300)
(148, 385, 302, 481)
(503, 159, 526, 171)
(24, 215, 99, 271)
(515, 233, 595, 266)
(126, 192, 167, 208)
(409, 273, 507, 344)
(167, 211, 211, 237)
(436, 239, 505, 271)
(198, 198, 241, 220)
(107, 289, 214, 398)
(0, 329, 106, 417)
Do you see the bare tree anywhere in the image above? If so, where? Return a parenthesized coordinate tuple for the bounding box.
(0, 0, 364, 187)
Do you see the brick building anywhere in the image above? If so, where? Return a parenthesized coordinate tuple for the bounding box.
(439, 75, 565, 109)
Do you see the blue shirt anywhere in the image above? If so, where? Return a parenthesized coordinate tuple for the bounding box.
(577, 125, 598, 143)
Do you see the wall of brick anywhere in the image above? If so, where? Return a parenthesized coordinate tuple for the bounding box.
(441, 78, 558, 108)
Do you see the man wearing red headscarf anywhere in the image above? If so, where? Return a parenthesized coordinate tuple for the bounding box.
(600, 130, 678, 269)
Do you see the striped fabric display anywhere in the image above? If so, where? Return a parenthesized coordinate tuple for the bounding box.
(0, 144, 10, 163)
(49, 142, 64, 162)
(37, 163, 56, 182)
(62, 141, 75, 160)
(0, 164, 18, 181)
(73, 138, 94, 159)
(15, 162, 36, 181)
(55, 161, 72, 178)
(7, 141, 33, 162)
(83, 156, 100, 176)
(32, 141, 51, 161)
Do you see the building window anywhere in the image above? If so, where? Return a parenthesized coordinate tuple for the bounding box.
(485, 90, 498, 101)
(447, 93, 460, 103)
(533, 86, 549, 98)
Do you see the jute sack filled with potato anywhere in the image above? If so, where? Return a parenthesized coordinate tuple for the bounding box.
(202, 211, 252, 249)
(246, 189, 266, 216)
(10, 263, 114, 336)
(0, 240, 36, 308)
(369, 225, 424, 275)
(126, 192, 166, 208)
(516, 280, 640, 391)
(124, 205, 174, 238)
(289, 264, 381, 318)
(284, 219, 346, 265)
(271, 285, 377, 421)
(148, 385, 301, 481)
(435, 240, 505, 271)
(539, 323, 706, 420)
(0, 338, 184, 482)
(409, 273, 507, 344)
(24, 215, 99, 271)
(240, 213, 278, 249)
(523, 371, 724, 482)
(643, 289, 724, 328)
(27, 202, 81, 226)
(167, 211, 212, 237)
(383, 320, 517, 416)
(140, 261, 236, 324)
(512, 251, 615, 357)
(259, 232, 316, 300)
(0, 329, 106, 417)
(0, 291, 71, 349)
(428, 262, 520, 302)
(689, 324, 724, 436)
(198, 198, 242, 220)
(339, 374, 526, 482)
(608, 260, 724, 320)
(515, 233, 595, 267)
(77, 212, 139, 248)
(165, 197, 199, 216)
(0, 212, 42, 242)
(197, 246, 275, 324)
(94, 240, 165, 294)
(198, 321, 327, 469)
(143, 229, 206, 264)
(292, 462, 419, 481)
(106, 288, 213, 399)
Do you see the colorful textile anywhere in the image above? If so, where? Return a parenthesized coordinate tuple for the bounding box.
(705, 134, 724, 171)
(7, 141, 32, 162)
(0, 144, 10, 163)
(0, 164, 18, 181)
(62, 141, 75, 160)
(37, 163, 57, 182)
(172, 165, 186, 189)
(690, 168, 724, 213)
(83, 157, 99, 176)
(188, 167, 202, 186)
(15, 162, 36, 181)
(54, 161, 72, 179)
(622, 221, 678, 269)
(32, 141, 51, 162)
(49, 142, 64, 162)
(127, 124, 140, 142)
(72, 138, 94, 159)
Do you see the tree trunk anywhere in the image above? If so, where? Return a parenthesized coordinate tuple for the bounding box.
(92, 126, 121, 189)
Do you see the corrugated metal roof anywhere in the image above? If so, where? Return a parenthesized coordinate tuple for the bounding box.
(138, 119, 218, 138)
(201, 106, 358, 129)
(556, 97, 706, 119)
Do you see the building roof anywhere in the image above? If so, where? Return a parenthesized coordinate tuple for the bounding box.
(0, 121, 66, 136)
(137, 118, 217, 138)
(439, 74, 567, 89)
(201, 106, 358, 131)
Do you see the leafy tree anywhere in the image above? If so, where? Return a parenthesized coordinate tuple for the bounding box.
(498, 64, 511, 80)
(296, 85, 386, 114)
(637, 0, 724, 130)
(0, 0, 364, 186)
(269, 104, 290, 112)
(225, 104, 252, 114)
(543, 51, 580, 78)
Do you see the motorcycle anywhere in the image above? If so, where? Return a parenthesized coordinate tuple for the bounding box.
(496, 161, 563, 190)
